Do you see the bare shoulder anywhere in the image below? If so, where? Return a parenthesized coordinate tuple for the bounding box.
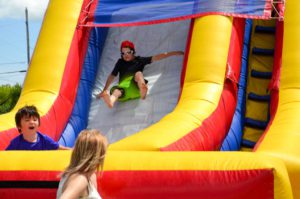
(60, 174, 89, 199)
(64, 174, 89, 190)
(69, 173, 88, 183)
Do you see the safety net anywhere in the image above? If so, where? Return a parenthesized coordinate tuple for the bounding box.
(85, 0, 284, 27)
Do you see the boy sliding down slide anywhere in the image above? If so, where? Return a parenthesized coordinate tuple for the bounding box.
(97, 40, 184, 108)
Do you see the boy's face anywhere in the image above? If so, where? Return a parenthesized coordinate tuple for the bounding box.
(18, 115, 39, 135)
(121, 47, 134, 62)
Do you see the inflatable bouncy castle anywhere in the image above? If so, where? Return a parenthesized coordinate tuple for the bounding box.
(0, 0, 299, 198)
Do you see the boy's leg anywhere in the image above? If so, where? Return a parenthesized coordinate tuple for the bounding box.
(102, 89, 122, 108)
(134, 71, 148, 99)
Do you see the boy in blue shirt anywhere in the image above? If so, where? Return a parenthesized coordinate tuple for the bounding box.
(6, 105, 69, 150)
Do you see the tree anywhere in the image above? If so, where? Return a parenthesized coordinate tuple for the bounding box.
(0, 84, 21, 114)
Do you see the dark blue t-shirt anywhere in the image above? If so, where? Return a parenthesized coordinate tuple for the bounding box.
(5, 132, 59, 150)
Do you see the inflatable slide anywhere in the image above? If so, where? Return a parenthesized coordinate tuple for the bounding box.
(0, 0, 299, 198)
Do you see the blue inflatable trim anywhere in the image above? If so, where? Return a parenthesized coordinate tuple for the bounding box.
(242, 139, 256, 148)
(248, 92, 270, 102)
(59, 28, 108, 147)
(221, 19, 252, 151)
(251, 69, 272, 79)
(252, 47, 274, 56)
(244, 118, 268, 130)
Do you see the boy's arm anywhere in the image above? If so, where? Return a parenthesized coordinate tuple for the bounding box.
(58, 145, 71, 150)
(151, 51, 184, 62)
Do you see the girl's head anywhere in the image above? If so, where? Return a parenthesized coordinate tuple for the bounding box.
(15, 105, 40, 133)
(64, 129, 108, 177)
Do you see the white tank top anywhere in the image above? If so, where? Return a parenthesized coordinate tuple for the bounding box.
(56, 175, 102, 199)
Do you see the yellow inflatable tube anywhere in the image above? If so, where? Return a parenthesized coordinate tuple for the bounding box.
(256, 0, 300, 198)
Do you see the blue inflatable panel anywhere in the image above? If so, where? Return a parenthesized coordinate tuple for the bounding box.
(91, 0, 272, 26)
(255, 25, 276, 34)
(221, 19, 253, 151)
(252, 47, 274, 56)
(244, 117, 268, 130)
(59, 28, 108, 147)
(251, 69, 272, 79)
(248, 92, 270, 102)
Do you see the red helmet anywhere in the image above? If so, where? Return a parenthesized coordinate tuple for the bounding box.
(120, 40, 135, 51)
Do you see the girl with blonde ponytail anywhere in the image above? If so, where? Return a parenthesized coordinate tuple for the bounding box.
(57, 129, 108, 199)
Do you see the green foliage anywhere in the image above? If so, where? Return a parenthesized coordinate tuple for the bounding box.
(0, 84, 21, 114)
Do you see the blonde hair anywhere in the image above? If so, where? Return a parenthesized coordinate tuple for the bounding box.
(62, 129, 107, 177)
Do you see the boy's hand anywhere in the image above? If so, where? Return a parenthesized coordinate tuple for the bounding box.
(96, 90, 108, 99)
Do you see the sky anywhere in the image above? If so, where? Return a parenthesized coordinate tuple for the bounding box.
(0, 0, 49, 85)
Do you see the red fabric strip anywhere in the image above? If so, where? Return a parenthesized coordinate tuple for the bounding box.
(0, 171, 60, 181)
(100, 169, 274, 199)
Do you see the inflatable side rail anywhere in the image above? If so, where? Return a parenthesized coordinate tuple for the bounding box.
(255, 0, 300, 198)
(0, 151, 293, 199)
